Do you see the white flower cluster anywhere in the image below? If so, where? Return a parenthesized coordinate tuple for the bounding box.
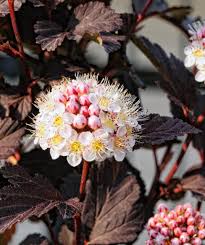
(31, 74, 145, 167)
(184, 20, 205, 82)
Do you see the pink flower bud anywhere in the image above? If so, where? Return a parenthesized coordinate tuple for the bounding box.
(192, 237, 202, 245)
(76, 82, 89, 94)
(68, 94, 79, 102)
(187, 225, 196, 236)
(66, 85, 78, 95)
(155, 222, 163, 230)
(159, 212, 166, 219)
(187, 216, 195, 226)
(79, 106, 89, 117)
(184, 208, 194, 219)
(59, 94, 68, 104)
(147, 218, 156, 228)
(176, 215, 185, 224)
(66, 100, 80, 114)
(79, 95, 91, 106)
(73, 114, 87, 129)
(149, 229, 158, 238)
(180, 232, 190, 243)
(146, 240, 154, 245)
(183, 203, 192, 210)
(175, 205, 184, 215)
(174, 227, 182, 237)
(171, 238, 181, 245)
(168, 211, 177, 220)
(88, 104, 100, 116)
(157, 203, 169, 213)
(88, 115, 101, 130)
(169, 220, 177, 229)
(198, 220, 205, 230)
(161, 227, 169, 236)
(198, 229, 205, 239)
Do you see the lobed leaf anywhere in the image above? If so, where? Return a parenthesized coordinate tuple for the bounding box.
(0, 166, 81, 232)
(139, 114, 200, 145)
(72, 1, 123, 41)
(82, 160, 145, 244)
(34, 21, 68, 51)
(0, 0, 25, 17)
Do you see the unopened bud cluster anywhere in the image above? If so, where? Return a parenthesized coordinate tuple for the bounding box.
(31, 74, 145, 166)
(146, 203, 205, 245)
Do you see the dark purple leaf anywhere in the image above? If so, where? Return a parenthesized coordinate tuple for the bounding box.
(19, 233, 50, 245)
(28, 0, 64, 9)
(101, 34, 125, 53)
(132, 36, 197, 110)
(11, 95, 32, 121)
(0, 166, 81, 232)
(82, 160, 145, 244)
(181, 166, 205, 201)
(140, 114, 200, 145)
(34, 21, 68, 51)
(0, 0, 25, 17)
(72, 1, 123, 41)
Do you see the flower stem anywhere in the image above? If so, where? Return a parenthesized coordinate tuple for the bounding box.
(164, 135, 192, 185)
(79, 160, 90, 201)
(72, 213, 81, 245)
(136, 0, 154, 24)
(7, 0, 24, 57)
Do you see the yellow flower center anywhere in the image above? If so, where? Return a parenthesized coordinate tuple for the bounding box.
(51, 135, 63, 145)
(53, 116, 63, 127)
(126, 126, 133, 136)
(99, 97, 109, 108)
(114, 136, 124, 149)
(104, 118, 115, 129)
(193, 49, 204, 57)
(91, 139, 105, 152)
(37, 124, 45, 137)
(118, 112, 127, 122)
(70, 141, 82, 153)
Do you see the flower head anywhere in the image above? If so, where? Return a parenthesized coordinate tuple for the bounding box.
(31, 74, 146, 166)
(146, 203, 205, 244)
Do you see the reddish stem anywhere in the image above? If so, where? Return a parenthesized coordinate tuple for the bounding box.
(7, 0, 24, 56)
(164, 135, 192, 185)
(136, 0, 154, 24)
(72, 213, 81, 245)
(79, 160, 90, 201)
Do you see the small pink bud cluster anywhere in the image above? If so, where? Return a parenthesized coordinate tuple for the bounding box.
(146, 203, 205, 245)
(58, 81, 101, 130)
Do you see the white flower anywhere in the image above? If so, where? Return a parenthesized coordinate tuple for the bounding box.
(32, 74, 146, 165)
(184, 41, 205, 68)
(61, 129, 85, 166)
(99, 111, 116, 133)
(196, 60, 205, 82)
(81, 129, 111, 162)
(111, 127, 135, 162)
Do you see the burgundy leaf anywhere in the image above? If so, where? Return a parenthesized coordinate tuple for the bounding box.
(19, 233, 50, 245)
(28, 0, 64, 9)
(181, 166, 205, 201)
(12, 95, 32, 121)
(132, 36, 197, 110)
(140, 114, 200, 145)
(101, 34, 125, 53)
(82, 160, 145, 244)
(72, 1, 123, 41)
(0, 0, 25, 17)
(0, 166, 81, 232)
(0, 118, 25, 159)
(34, 21, 67, 51)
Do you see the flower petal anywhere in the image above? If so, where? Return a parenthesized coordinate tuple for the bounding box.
(114, 149, 126, 162)
(50, 148, 60, 159)
(67, 153, 82, 166)
(63, 112, 74, 124)
(117, 126, 127, 137)
(83, 148, 96, 162)
(195, 70, 205, 82)
(79, 131, 93, 145)
(184, 55, 195, 68)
